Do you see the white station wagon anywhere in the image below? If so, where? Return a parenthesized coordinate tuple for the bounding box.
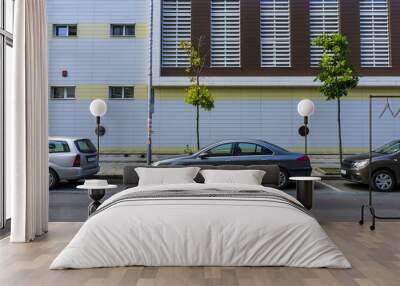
(49, 137, 100, 189)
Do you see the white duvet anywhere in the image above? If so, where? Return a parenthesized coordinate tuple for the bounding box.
(50, 183, 350, 269)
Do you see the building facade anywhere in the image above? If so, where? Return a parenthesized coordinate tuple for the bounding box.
(48, 0, 400, 154)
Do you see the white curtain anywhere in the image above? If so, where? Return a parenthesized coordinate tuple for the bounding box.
(7, 0, 49, 242)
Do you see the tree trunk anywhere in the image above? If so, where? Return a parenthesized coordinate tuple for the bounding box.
(196, 104, 200, 151)
(337, 97, 343, 164)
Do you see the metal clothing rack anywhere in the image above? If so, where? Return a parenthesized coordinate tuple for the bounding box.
(359, 95, 400, 230)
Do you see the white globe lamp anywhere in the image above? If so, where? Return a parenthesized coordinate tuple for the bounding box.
(90, 99, 107, 117)
(297, 99, 315, 156)
(297, 99, 315, 117)
(89, 99, 108, 159)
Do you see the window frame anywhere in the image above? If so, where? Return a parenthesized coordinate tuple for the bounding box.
(53, 24, 78, 37)
(110, 24, 136, 37)
(161, 0, 192, 67)
(109, 86, 135, 100)
(210, 0, 241, 68)
(359, 0, 391, 68)
(260, 0, 291, 68)
(309, 0, 340, 67)
(50, 86, 76, 100)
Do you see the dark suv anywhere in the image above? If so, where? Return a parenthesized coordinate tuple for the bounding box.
(341, 140, 400, 191)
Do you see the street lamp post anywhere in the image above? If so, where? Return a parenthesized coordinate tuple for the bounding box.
(297, 99, 315, 156)
(90, 99, 107, 160)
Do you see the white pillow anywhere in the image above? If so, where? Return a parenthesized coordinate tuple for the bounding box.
(135, 167, 201, 186)
(200, 169, 266, 185)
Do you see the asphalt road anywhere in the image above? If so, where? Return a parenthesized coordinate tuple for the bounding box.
(49, 179, 400, 223)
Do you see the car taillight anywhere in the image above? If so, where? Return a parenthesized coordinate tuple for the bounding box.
(73, 154, 81, 167)
(297, 155, 310, 163)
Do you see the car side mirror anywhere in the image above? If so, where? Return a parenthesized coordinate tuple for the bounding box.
(198, 152, 209, 159)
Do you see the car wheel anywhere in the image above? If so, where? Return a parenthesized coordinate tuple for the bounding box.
(372, 170, 395, 192)
(278, 168, 289, 189)
(49, 169, 59, 190)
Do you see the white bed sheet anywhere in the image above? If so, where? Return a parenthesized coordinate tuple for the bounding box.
(50, 183, 350, 269)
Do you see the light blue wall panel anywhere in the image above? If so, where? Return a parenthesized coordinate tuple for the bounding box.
(48, 39, 148, 85)
(49, 100, 147, 148)
(49, 98, 400, 152)
(47, 0, 148, 23)
(152, 99, 400, 151)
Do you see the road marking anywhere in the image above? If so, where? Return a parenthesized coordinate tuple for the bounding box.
(317, 181, 346, 193)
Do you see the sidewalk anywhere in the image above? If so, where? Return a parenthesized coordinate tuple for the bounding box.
(96, 154, 174, 177)
(309, 155, 342, 178)
(96, 154, 344, 179)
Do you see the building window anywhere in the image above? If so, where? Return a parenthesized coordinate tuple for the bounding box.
(110, 24, 135, 37)
(50, 87, 76, 99)
(260, 0, 291, 67)
(360, 0, 391, 67)
(53, 24, 77, 37)
(109, 87, 134, 99)
(210, 0, 241, 67)
(309, 0, 340, 67)
(161, 0, 191, 67)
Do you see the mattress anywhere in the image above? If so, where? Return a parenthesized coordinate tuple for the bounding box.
(50, 183, 350, 269)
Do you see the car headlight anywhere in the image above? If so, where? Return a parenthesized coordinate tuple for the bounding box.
(353, 160, 369, 169)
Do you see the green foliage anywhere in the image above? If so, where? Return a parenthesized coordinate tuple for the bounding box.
(313, 33, 359, 100)
(180, 41, 201, 73)
(179, 39, 215, 111)
(180, 38, 214, 150)
(185, 85, 214, 111)
(313, 33, 359, 163)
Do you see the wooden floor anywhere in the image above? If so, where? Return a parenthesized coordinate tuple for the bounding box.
(0, 222, 399, 286)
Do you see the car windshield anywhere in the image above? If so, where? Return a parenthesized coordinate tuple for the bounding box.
(74, 139, 97, 154)
(374, 141, 400, 154)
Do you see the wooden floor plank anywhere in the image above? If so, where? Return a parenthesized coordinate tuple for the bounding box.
(0, 222, 400, 286)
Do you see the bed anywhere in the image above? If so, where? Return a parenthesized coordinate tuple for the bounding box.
(50, 166, 350, 269)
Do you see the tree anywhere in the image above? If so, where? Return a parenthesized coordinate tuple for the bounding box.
(180, 37, 214, 151)
(313, 33, 359, 164)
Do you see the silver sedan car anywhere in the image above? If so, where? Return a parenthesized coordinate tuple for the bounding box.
(49, 137, 100, 189)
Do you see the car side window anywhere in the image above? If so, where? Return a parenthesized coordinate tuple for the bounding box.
(49, 141, 70, 153)
(237, 143, 273, 156)
(207, 143, 234, 157)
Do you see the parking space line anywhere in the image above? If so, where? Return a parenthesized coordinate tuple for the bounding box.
(317, 181, 346, 193)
